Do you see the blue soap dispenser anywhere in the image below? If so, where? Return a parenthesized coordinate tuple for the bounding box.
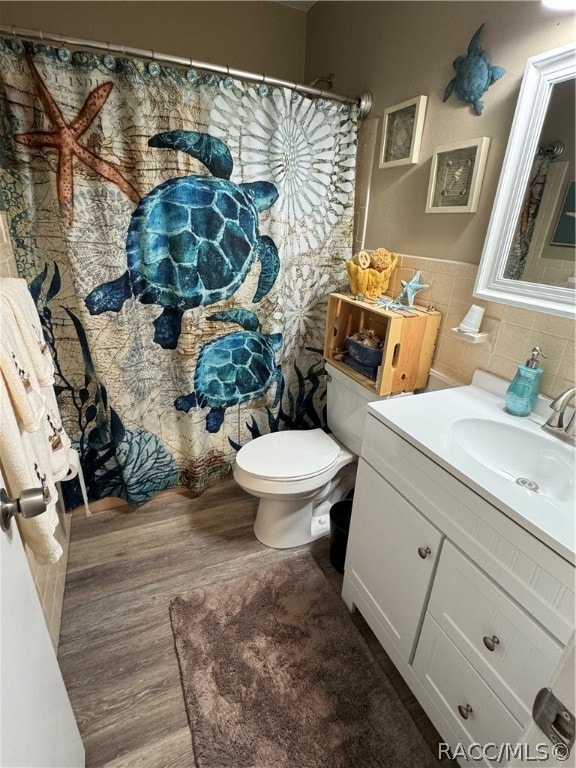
(505, 346, 545, 417)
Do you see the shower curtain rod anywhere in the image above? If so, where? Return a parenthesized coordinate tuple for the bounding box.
(1, 25, 373, 117)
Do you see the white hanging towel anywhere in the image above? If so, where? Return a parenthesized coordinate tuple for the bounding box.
(0, 298, 46, 431)
(0, 277, 89, 547)
(42, 386, 74, 482)
(0, 369, 63, 564)
(0, 288, 76, 483)
(0, 278, 54, 386)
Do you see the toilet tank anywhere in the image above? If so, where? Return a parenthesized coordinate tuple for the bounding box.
(325, 362, 453, 456)
(325, 362, 402, 456)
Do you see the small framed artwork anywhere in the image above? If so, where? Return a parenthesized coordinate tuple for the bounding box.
(425, 137, 490, 213)
(379, 95, 427, 168)
(550, 180, 576, 247)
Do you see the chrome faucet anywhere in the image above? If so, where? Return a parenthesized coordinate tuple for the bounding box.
(542, 387, 576, 446)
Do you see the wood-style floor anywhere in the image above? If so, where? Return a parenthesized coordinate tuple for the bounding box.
(58, 478, 455, 767)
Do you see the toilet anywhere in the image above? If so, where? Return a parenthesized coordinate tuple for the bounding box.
(234, 361, 409, 549)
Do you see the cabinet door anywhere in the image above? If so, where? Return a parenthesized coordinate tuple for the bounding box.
(344, 458, 443, 661)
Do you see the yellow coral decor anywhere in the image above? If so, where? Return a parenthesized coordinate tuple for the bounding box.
(346, 248, 398, 299)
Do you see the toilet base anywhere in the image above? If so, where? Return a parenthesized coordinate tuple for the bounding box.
(254, 497, 330, 549)
(253, 462, 357, 549)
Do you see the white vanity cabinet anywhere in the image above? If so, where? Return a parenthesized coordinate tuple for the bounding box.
(342, 410, 575, 767)
(342, 458, 443, 662)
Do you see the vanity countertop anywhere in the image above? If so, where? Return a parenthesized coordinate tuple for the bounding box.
(367, 371, 575, 564)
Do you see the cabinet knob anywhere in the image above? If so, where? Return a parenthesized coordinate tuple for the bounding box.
(417, 546, 431, 559)
(482, 635, 500, 652)
(458, 703, 473, 720)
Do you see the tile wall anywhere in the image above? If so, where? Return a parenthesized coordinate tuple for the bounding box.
(352, 119, 574, 399)
(24, 504, 72, 650)
(389, 254, 575, 398)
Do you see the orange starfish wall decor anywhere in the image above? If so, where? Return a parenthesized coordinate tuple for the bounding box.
(14, 48, 142, 225)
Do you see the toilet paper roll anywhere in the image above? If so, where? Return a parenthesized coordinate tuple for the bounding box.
(64, 449, 91, 516)
(459, 304, 485, 333)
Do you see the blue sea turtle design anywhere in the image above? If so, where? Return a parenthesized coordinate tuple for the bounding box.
(85, 130, 280, 349)
(174, 309, 282, 433)
(443, 24, 506, 116)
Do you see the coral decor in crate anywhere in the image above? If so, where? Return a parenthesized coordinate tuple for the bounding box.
(346, 248, 398, 299)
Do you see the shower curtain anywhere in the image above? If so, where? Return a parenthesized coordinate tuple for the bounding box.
(504, 150, 551, 281)
(0, 38, 358, 508)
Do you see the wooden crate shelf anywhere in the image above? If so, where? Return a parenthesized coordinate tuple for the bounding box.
(323, 293, 441, 397)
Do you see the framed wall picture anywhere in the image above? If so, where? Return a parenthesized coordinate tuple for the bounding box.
(425, 137, 490, 213)
(379, 95, 427, 168)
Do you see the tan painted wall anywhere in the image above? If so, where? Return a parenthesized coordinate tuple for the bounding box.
(305, 1, 575, 264)
(0, 1, 307, 83)
(305, 2, 574, 393)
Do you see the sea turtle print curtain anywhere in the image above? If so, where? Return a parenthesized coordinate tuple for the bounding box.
(0, 38, 357, 507)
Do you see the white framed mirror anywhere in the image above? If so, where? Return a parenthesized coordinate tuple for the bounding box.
(474, 43, 576, 318)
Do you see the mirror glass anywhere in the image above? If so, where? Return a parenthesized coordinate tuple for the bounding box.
(474, 44, 576, 317)
(504, 80, 575, 287)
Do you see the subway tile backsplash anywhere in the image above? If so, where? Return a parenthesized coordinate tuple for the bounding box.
(388, 254, 575, 397)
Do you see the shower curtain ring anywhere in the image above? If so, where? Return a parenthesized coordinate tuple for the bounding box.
(148, 49, 160, 77)
(104, 41, 116, 70)
(222, 64, 233, 88)
(57, 32, 72, 62)
(258, 73, 269, 96)
(187, 56, 199, 84)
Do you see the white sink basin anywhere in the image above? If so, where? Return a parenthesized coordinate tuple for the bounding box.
(451, 417, 574, 503)
(366, 371, 576, 562)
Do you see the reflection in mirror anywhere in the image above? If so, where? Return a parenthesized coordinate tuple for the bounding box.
(474, 43, 576, 318)
(504, 80, 575, 287)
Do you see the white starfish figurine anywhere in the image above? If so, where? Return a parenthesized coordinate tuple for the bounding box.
(395, 271, 429, 307)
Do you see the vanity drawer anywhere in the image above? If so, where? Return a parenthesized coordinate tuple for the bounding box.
(428, 541, 563, 726)
(413, 615, 523, 764)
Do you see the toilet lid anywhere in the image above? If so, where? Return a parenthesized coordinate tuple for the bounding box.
(236, 429, 340, 481)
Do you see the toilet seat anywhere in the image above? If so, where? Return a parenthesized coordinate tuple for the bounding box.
(235, 429, 340, 482)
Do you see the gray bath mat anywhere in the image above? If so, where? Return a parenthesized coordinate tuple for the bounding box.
(169, 554, 438, 768)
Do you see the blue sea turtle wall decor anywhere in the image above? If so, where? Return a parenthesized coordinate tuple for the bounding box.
(85, 130, 280, 349)
(443, 24, 506, 116)
(174, 309, 282, 433)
